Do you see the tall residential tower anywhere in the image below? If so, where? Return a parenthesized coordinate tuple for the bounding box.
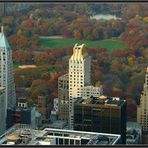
(137, 67, 148, 132)
(69, 44, 91, 129)
(58, 44, 103, 129)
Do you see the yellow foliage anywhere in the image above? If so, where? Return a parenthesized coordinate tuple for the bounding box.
(17, 29, 22, 36)
(143, 17, 148, 22)
(128, 57, 135, 66)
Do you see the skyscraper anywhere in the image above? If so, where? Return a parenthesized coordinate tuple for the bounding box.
(137, 67, 148, 132)
(58, 44, 103, 128)
(0, 87, 5, 135)
(68, 43, 103, 129)
(0, 26, 16, 125)
(69, 44, 91, 129)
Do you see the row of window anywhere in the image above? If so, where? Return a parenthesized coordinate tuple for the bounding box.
(70, 60, 83, 64)
(69, 84, 83, 88)
(70, 65, 83, 68)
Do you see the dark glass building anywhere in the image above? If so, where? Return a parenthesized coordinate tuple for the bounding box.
(74, 96, 127, 144)
(6, 101, 36, 129)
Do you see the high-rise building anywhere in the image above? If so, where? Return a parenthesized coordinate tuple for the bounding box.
(0, 26, 16, 109)
(74, 96, 127, 144)
(69, 44, 91, 129)
(58, 74, 69, 121)
(0, 26, 16, 132)
(58, 44, 103, 128)
(0, 87, 5, 135)
(68, 44, 103, 129)
(137, 67, 148, 132)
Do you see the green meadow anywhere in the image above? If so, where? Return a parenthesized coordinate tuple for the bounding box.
(40, 38, 125, 53)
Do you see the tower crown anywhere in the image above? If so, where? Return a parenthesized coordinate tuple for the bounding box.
(0, 26, 10, 49)
(71, 43, 88, 61)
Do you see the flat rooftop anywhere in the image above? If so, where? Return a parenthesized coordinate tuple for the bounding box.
(75, 95, 125, 106)
(42, 120, 67, 129)
(0, 124, 121, 145)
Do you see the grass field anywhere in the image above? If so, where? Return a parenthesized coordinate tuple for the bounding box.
(40, 38, 126, 53)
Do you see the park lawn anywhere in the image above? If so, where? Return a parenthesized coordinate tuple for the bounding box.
(40, 38, 126, 53)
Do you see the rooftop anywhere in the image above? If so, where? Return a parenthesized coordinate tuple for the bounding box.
(58, 74, 69, 80)
(70, 43, 88, 61)
(0, 124, 121, 145)
(42, 120, 67, 129)
(75, 95, 126, 106)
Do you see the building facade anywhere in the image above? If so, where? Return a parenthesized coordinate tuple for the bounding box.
(37, 95, 51, 120)
(74, 96, 127, 144)
(0, 26, 16, 134)
(0, 26, 16, 109)
(69, 44, 91, 129)
(6, 101, 36, 129)
(0, 3, 5, 17)
(50, 98, 59, 121)
(0, 87, 5, 135)
(58, 74, 69, 121)
(83, 85, 103, 97)
(137, 67, 148, 132)
(68, 43, 103, 129)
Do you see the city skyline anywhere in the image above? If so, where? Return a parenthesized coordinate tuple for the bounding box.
(0, 3, 147, 145)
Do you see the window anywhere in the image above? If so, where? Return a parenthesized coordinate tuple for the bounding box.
(70, 139, 74, 145)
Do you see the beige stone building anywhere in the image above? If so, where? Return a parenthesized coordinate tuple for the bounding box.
(137, 67, 148, 132)
(58, 44, 103, 129)
(58, 74, 69, 122)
